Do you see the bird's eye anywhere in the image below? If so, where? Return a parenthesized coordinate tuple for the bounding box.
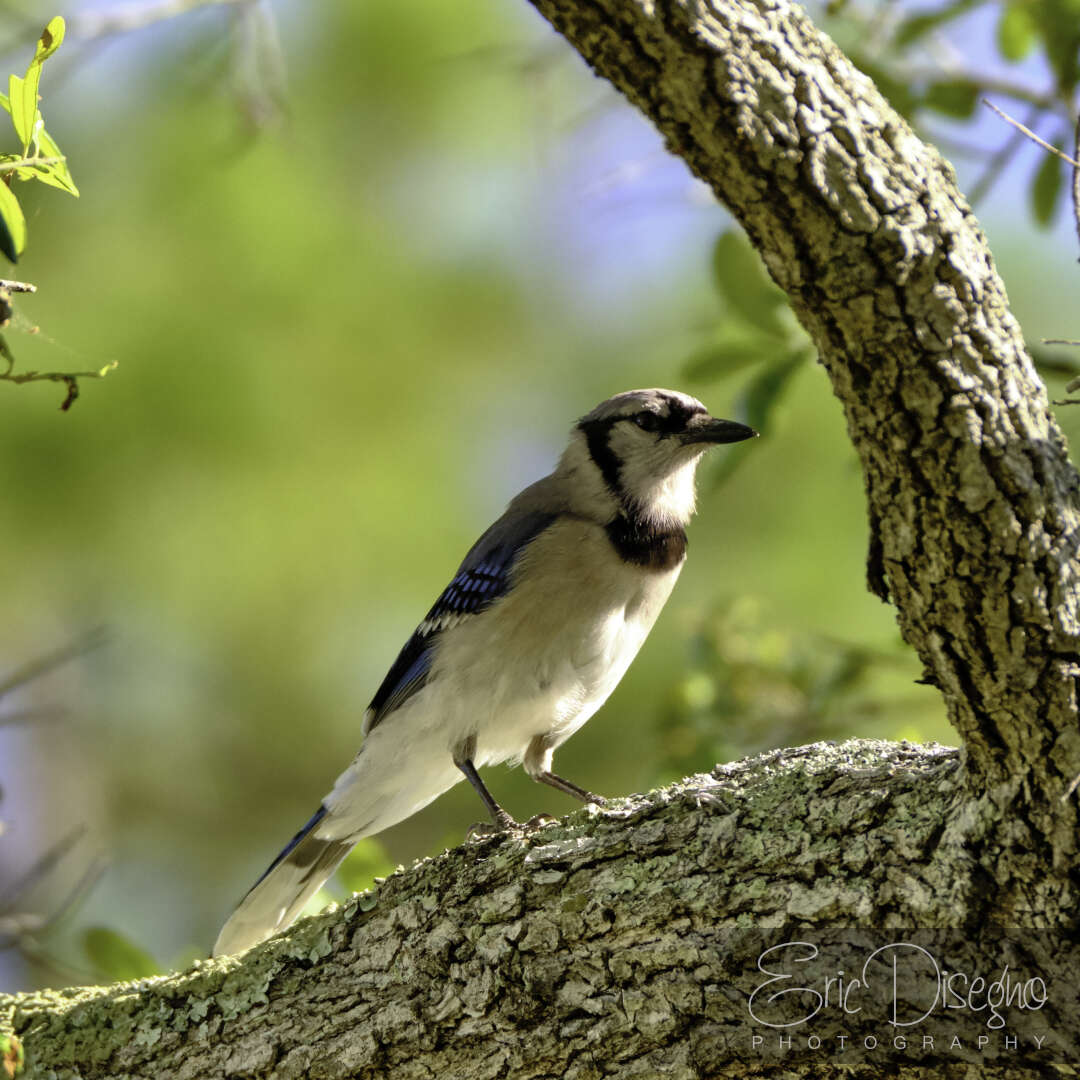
(633, 411, 661, 432)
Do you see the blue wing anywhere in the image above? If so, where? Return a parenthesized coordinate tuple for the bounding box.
(365, 510, 557, 732)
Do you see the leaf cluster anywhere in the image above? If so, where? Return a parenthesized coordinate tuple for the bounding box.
(0, 16, 77, 263)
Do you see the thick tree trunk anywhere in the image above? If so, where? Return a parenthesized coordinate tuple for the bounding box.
(4, 0, 1079, 1076)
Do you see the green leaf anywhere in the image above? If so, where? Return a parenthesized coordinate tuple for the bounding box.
(1038, 0, 1080, 93)
(739, 350, 806, 433)
(895, 0, 981, 47)
(33, 16, 65, 65)
(7, 73, 36, 151)
(0, 182, 26, 261)
(709, 350, 807, 489)
(708, 438, 755, 489)
(35, 127, 78, 195)
(711, 231, 787, 337)
(82, 926, 160, 981)
(683, 340, 767, 382)
(336, 837, 393, 895)
(923, 80, 979, 119)
(7, 19, 66, 153)
(1031, 145, 1064, 228)
(997, 3, 1038, 61)
(1029, 343, 1080, 377)
(895, 11, 948, 46)
(28, 158, 77, 195)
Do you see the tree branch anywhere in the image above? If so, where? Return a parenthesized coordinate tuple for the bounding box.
(524, 0, 1080, 869)
(13, 741, 1059, 1079)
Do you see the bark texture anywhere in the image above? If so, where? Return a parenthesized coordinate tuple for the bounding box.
(4, 0, 1080, 1076)
(10, 741, 1065, 1079)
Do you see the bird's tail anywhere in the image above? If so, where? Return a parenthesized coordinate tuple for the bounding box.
(212, 805, 353, 957)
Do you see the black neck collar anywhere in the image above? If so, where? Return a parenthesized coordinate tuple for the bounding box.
(605, 510, 687, 571)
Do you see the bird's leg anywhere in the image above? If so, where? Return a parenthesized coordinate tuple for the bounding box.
(534, 770, 606, 806)
(524, 733, 606, 806)
(454, 738, 517, 831)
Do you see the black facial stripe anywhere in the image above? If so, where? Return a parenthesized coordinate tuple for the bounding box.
(658, 395, 704, 435)
(580, 397, 707, 493)
(579, 417, 623, 497)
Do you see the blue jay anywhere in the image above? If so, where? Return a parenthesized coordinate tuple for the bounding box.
(213, 389, 755, 955)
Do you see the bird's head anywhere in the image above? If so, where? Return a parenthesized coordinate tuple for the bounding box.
(564, 388, 757, 528)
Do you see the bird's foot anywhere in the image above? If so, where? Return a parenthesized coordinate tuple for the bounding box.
(464, 809, 518, 841)
(523, 813, 557, 830)
(464, 810, 556, 840)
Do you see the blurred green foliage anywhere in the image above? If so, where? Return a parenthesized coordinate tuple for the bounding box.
(657, 597, 933, 782)
(2, 0, 1079, 991)
(684, 232, 813, 487)
(335, 838, 396, 897)
(81, 925, 158, 982)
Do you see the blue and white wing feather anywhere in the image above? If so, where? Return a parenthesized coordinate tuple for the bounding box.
(363, 508, 557, 733)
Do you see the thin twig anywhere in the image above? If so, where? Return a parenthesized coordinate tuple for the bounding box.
(906, 67, 1054, 111)
(0, 913, 46, 939)
(5, 928, 99, 986)
(0, 826, 86, 909)
(0, 363, 119, 386)
(24, 855, 107, 932)
(0, 626, 107, 701)
(0, 328, 119, 410)
(982, 98, 1080, 167)
(7, 857, 109, 984)
(1073, 109, 1080, 259)
(71, 0, 249, 40)
(0, 706, 65, 726)
(969, 102, 1042, 205)
(0, 155, 63, 174)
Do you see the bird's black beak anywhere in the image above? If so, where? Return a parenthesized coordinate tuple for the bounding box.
(680, 415, 758, 445)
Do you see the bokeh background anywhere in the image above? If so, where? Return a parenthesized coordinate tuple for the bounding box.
(1, 0, 1077, 989)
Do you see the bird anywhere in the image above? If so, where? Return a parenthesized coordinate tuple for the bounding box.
(213, 388, 756, 955)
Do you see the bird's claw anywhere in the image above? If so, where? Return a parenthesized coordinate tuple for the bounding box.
(464, 810, 556, 840)
(523, 813, 557, 830)
(465, 811, 518, 841)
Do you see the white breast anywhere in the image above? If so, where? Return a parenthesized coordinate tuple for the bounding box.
(429, 517, 684, 767)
